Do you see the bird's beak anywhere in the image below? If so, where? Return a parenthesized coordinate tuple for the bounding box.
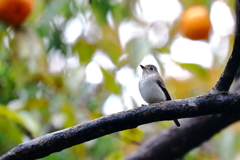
(140, 65, 146, 69)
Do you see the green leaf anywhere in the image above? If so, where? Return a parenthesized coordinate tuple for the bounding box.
(61, 103, 78, 128)
(110, 3, 129, 25)
(91, 0, 111, 24)
(73, 40, 95, 64)
(120, 128, 144, 145)
(101, 68, 121, 94)
(155, 45, 170, 53)
(127, 38, 150, 68)
(48, 26, 66, 52)
(90, 136, 117, 159)
(45, 0, 73, 20)
(105, 151, 124, 160)
(178, 63, 208, 79)
(0, 105, 24, 126)
(0, 117, 23, 147)
(98, 27, 122, 65)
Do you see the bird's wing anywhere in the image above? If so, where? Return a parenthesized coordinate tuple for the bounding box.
(156, 79, 172, 100)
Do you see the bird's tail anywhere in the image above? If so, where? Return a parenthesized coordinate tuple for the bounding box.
(174, 119, 181, 127)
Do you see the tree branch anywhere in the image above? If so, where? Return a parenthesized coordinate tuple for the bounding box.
(123, 114, 240, 160)
(213, 0, 240, 92)
(1, 92, 240, 160)
(123, 78, 240, 160)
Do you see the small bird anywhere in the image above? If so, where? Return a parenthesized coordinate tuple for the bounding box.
(138, 64, 180, 127)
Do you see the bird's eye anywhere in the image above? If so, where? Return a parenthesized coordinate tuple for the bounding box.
(150, 67, 153, 71)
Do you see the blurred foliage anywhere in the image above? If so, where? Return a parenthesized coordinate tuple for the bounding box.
(0, 0, 238, 159)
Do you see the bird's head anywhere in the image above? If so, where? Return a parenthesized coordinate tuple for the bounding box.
(140, 64, 159, 76)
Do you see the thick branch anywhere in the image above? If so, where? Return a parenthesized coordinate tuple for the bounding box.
(1, 92, 240, 160)
(123, 114, 240, 160)
(123, 79, 240, 160)
(213, 0, 240, 91)
(123, 76, 240, 160)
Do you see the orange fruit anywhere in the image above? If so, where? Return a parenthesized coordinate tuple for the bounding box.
(179, 5, 211, 40)
(0, 0, 34, 26)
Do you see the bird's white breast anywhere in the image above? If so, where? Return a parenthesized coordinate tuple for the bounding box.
(139, 74, 166, 104)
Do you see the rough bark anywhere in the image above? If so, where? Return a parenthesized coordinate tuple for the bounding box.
(123, 114, 240, 160)
(1, 92, 240, 160)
